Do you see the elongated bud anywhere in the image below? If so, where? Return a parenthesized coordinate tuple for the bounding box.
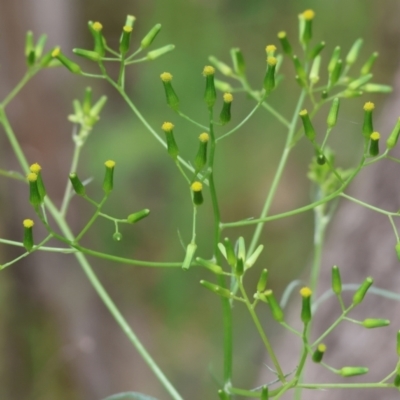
(40, 48, 56, 68)
(331, 265, 342, 295)
(196, 257, 224, 275)
(220, 93, 233, 125)
(230, 47, 246, 75)
(147, 44, 175, 60)
(245, 244, 264, 269)
(265, 44, 277, 57)
(369, 131, 380, 157)
(260, 385, 269, 400)
(141, 23, 161, 49)
(263, 57, 277, 94)
(386, 118, 400, 149)
(352, 277, 373, 305)
(346, 38, 363, 65)
(309, 55, 321, 84)
(277, 31, 292, 55)
(308, 41, 325, 60)
(312, 344, 326, 363)
(200, 280, 232, 299)
(69, 172, 86, 196)
(328, 46, 341, 73)
(215, 79, 234, 93)
(235, 257, 244, 277)
(340, 89, 363, 98)
(223, 237, 237, 267)
(161, 122, 179, 159)
(23, 219, 34, 252)
(209, 56, 233, 76)
(27, 173, 42, 206)
(348, 73, 373, 90)
(292, 55, 307, 85)
(265, 290, 284, 322)
(361, 52, 378, 75)
(300, 9, 315, 44)
(35, 34, 47, 60)
(88, 21, 105, 57)
(338, 367, 369, 377)
(362, 102, 374, 139)
(25, 31, 36, 66)
(119, 25, 133, 55)
(327, 98, 340, 128)
(328, 59, 343, 88)
(83, 87, 92, 114)
(203, 66, 217, 108)
(194, 132, 209, 171)
(30, 163, 46, 200)
(51, 47, 81, 74)
(103, 160, 115, 195)
(90, 95, 108, 120)
(362, 318, 390, 329)
(362, 83, 392, 93)
(73, 48, 101, 62)
(257, 269, 268, 292)
(299, 110, 316, 141)
(182, 243, 197, 270)
(160, 72, 179, 111)
(300, 287, 312, 324)
(127, 209, 150, 223)
(191, 181, 203, 206)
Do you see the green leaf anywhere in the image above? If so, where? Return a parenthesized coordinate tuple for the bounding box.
(102, 393, 159, 400)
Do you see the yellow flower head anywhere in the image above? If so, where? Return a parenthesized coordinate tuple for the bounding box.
(370, 131, 380, 141)
(30, 163, 42, 174)
(202, 66, 215, 76)
(123, 25, 133, 33)
(299, 109, 308, 117)
(23, 219, 34, 228)
(199, 132, 210, 143)
(266, 45, 277, 54)
(267, 56, 277, 66)
(300, 287, 312, 298)
(27, 172, 38, 182)
(277, 31, 287, 39)
(92, 22, 103, 32)
(160, 72, 173, 82)
(363, 102, 375, 111)
(302, 9, 315, 21)
(105, 160, 116, 169)
(223, 93, 233, 103)
(191, 181, 203, 192)
(317, 343, 327, 353)
(162, 122, 174, 132)
(51, 47, 61, 57)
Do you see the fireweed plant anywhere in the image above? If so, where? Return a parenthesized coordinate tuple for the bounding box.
(2, 8, 400, 400)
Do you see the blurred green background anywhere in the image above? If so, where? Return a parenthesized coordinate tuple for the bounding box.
(0, 0, 399, 399)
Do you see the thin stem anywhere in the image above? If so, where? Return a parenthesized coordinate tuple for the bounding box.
(177, 111, 209, 131)
(340, 193, 399, 216)
(0, 238, 76, 253)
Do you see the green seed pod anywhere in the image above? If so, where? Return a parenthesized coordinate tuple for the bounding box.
(321, 90, 328, 99)
(140, 23, 161, 49)
(327, 98, 340, 128)
(331, 265, 342, 295)
(348, 73, 373, 90)
(352, 277, 373, 305)
(300, 9, 315, 45)
(196, 257, 224, 275)
(362, 318, 390, 329)
(317, 154, 326, 165)
(338, 367, 369, 377)
(309, 55, 321, 84)
(299, 109, 316, 141)
(328, 59, 343, 88)
(386, 118, 400, 149)
(25, 31, 36, 66)
(340, 89, 363, 98)
(119, 25, 133, 56)
(346, 38, 363, 66)
(369, 131, 380, 157)
(147, 44, 175, 60)
(265, 290, 284, 322)
(51, 47, 81, 74)
(160, 72, 179, 111)
(69, 172, 86, 196)
(29, 163, 46, 201)
(328, 46, 341, 73)
(235, 257, 244, 277)
(127, 209, 150, 224)
(203, 66, 217, 108)
(300, 287, 312, 324)
(113, 232, 123, 241)
(72, 48, 101, 62)
(362, 102, 375, 139)
(200, 280, 232, 299)
(257, 269, 268, 292)
(260, 385, 269, 400)
(277, 31, 292, 55)
(312, 344, 326, 363)
(223, 237, 237, 267)
(230, 47, 246, 75)
(88, 21, 106, 57)
(220, 93, 233, 125)
(161, 122, 179, 160)
(292, 55, 307, 85)
(27, 173, 42, 207)
(209, 56, 233, 77)
(263, 57, 277, 94)
(361, 83, 392, 93)
(102, 160, 116, 195)
(191, 181, 203, 206)
(194, 132, 209, 172)
(361, 52, 378, 75)
(23, 219, 34, 252)
(308, 41, 325, 60)
(182, 243, 197, 270)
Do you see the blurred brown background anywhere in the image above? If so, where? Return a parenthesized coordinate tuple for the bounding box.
(0, 0, 400, 399)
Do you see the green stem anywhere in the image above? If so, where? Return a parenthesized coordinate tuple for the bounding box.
(340, 193, 399, 217)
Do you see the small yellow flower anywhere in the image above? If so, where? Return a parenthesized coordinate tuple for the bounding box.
(363, 101, 375, 111)
(191, 181, 203, 192)
(317, 344, 327, 352)
(160, 72, 173, 82)
(223, 93, 233, 103)
(92, 22, 103, 32)
(27, 172, 38, 182)
(23, 219, 34, 228)
(266, 44, 277, 54)
(267, 56, 277, 66)
(302, 9, 315, 21)
(299, 109, 308, 117)
(300, 287, 312, 298)
(123, 25, 133, 33)
(202, 66, 215, 76)
(30, 163, 42, 174)
(162, 122, 174, 132)
(199, 133, 209, 143)
(277, 31, 287, 39)
(51, 47, 61, 57)
(370, 131, 380, 140)
(105, 160, 116, 169)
